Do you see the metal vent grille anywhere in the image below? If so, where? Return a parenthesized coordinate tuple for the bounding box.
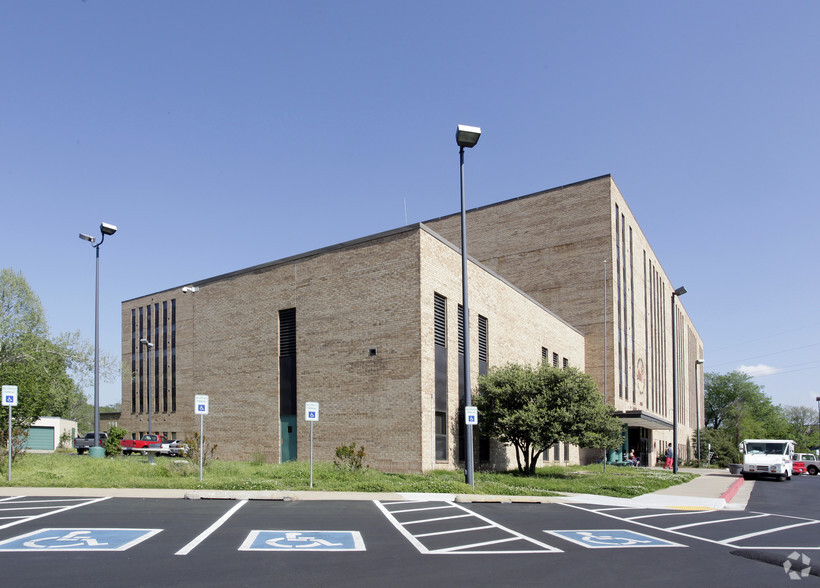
(434, 294, 446, 348)
(279, 308, 296, 356)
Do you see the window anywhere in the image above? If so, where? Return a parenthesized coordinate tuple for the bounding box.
(279, 308, 297, 417)
(434, 293, 448, 461)
(563, 357, 568, 369)
(542, 347, 548, 362)
(478, 315, 488, 376)
(553, 352, 559, 367)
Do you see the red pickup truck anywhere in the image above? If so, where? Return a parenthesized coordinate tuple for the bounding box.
(120, 434, 169, 455)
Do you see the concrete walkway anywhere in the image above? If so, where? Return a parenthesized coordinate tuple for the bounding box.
(0, 467, 751, 510)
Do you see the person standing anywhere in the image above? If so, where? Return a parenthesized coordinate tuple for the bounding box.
(664, 443, 673, 469)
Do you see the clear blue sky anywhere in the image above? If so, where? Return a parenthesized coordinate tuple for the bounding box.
(2, 1, 818, 411)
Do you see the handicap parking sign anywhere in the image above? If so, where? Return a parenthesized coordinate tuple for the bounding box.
(239, 530, 365, 551)
(545, 529, 684, 549)
(0, 528, 162, 552)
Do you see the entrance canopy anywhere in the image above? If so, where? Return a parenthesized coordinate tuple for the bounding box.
(613, 410, 672, 431)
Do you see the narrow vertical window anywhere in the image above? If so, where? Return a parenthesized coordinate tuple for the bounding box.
(131, 309, 136, 412)
(162, 301, 168, 412)
(139, 307, 144, 413)
(154, 303, 160, 414)
(553, 352, 559, 368)
(457, 304, 465, 461)
(279, 308, 297, 463)
(542, 347, 548, 363)
(434, 293, 448, 461)
(146, 304, 151, 410)
(562, 357, 568, 369)
(171, 299, 176, 412)
(478, 315, 488, 376)
(279, 308, 297, 414)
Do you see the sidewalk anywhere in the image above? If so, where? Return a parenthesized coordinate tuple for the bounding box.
(0, 468, 749, 510)
(562, 467, 751, 510)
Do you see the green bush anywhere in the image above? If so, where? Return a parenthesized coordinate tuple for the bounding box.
(333, 442, 368, 472)
(104, 425, 128, 457)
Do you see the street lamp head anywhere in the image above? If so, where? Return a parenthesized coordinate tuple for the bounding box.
(182, 286, 200, 294)
(456, 124, 482, 148)
(696, 358, 705, 365)
(673, 286, 687, 297)
(139, 338, 154, 348)
(100, 222, 117, 236)
(79, 233, 96, 243)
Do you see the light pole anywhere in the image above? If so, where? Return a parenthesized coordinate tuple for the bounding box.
(140, 338, 154, 434)
(695, 358, 704, 463)
(671, 285, 686, 474)
(79, 222, 117, 457)
(456, 124, 481, 488)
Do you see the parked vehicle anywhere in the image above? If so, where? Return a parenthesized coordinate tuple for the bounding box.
(73, 432, 108, 454)
(739, 439, 795, 481)
(793, 453, 819, 476)
(793, 460, 807, 475)
(120, 434, 169, 456)
(161, 439, 189, 457)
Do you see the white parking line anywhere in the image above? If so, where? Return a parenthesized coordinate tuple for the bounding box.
(721, 520, 820, 545)
(668, 513, 770, 531)
(0, 497, 111, 531)
(175, 499, 247, 556)
(375, 500, 561, 555)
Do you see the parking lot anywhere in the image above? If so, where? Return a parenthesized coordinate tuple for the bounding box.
(1, 479, 818, 587)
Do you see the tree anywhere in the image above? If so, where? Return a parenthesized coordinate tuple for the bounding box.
(475, 363, 622, 474)
(781, 405, 817, 452)
(702, 370, 792, 465)
(0, 268, 110, 442)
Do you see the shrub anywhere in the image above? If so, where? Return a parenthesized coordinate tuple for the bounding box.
(104, 425, 128, 457)
(185, 432, 218, 467)
(334, 442, 368, 472)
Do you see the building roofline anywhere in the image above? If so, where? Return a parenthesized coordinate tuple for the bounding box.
(423, 174, 613, 224)
(122, 221, 583, 335)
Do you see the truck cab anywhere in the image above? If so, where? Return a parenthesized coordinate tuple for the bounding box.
(739, 439, 795, 481)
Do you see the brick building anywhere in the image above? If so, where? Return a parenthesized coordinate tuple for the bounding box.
(425, 175, 703, 466)
(120, 174, 702, 471)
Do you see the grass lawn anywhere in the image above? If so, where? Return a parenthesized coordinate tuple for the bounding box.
(1, 452, 696, 498)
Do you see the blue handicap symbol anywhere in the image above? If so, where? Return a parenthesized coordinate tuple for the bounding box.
(240, 530, 365, 551)
(198, 404, 205, 412)
(0, 528, 162, 552)
(5, 396, 13, 403)
(546, 529, 682, 549)
(468, 415, 476, 423)
(308, 411, 316, 419)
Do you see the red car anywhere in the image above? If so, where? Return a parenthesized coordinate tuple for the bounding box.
(793, 460, 807, 475)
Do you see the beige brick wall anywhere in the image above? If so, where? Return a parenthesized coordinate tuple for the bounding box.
(419, 228, 585, 471)
(426, 175, 703, 464)
(121, 225, 585, 472)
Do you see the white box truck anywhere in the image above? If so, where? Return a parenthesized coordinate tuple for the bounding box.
(738, 439, 795, 481)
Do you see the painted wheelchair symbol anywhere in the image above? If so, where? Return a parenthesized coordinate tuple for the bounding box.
(266, 532, 343, 549)
(576, 532, 652, 547)
(23, 530, 108, 549)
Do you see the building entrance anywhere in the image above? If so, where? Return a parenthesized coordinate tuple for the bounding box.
(280, 415, 297, 462)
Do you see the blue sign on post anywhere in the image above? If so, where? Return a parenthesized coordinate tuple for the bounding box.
(239, 530, 366, 552)
(0, 528, 162, 552)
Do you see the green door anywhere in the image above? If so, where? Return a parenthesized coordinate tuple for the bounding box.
(280, 415, 297, 462)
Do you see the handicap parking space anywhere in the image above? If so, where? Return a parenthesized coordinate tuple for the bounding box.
(565, 502, 820, 551)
